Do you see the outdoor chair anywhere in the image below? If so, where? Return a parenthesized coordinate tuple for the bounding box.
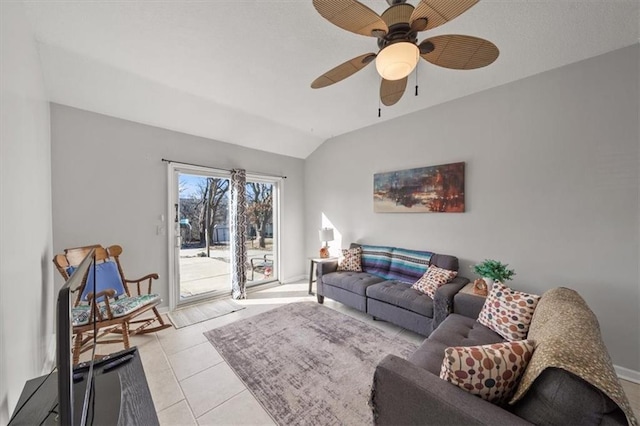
(250, 253, 273, 281)
(53, 244, 171, 364)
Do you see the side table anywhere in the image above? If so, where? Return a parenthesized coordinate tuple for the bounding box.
(308, 257, 338, 295)
(460, 281, 489, 298)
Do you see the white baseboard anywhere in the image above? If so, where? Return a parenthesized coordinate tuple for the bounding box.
(615, 365, 640, 383)
(281, 274, 307, 284)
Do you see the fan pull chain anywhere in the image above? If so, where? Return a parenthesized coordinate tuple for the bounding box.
(378, 92, 381, 118)
(415, 64, 419, 96)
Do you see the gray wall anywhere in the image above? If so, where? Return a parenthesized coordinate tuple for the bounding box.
(51, 105, 306, 305)
(305, 45, 639, 372)
(0, 1, 54, 421)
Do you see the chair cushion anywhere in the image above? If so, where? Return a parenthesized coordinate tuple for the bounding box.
(385, 248, 433, 283)
(72, 294, 161, 326)
(68, 261, 127, 302)
(366, 281, 434, 317)
(322, 272, 384, 296)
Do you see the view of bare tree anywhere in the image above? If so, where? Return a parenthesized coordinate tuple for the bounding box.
(178, 177, 273, 252)
(246, 182, 273, 249)
(196, 178, 230, 255)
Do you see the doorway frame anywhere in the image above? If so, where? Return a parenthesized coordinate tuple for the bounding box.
(245, 172, 281, 289)
(167, 162, 282, 310)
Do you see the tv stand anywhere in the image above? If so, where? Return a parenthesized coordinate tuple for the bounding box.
(9, 347, 158, 425)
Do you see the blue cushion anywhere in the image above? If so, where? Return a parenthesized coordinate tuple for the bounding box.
(67, 261, 127, 302)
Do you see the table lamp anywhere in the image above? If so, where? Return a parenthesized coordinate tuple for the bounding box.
(318, 227, 334, 258)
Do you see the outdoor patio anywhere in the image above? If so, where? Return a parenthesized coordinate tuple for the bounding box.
(179, 245, 274, 300)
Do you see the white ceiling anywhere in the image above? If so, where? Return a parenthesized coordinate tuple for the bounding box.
(23, 0, 639, 159)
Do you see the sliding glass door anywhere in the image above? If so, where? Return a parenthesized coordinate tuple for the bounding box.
(176, 170, 231, 304)
(245, 179, 277, 284)
(167, 163, 280, 309)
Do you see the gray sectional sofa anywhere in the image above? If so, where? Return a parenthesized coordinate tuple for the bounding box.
(370, 287, 636, 426)
(316, 244, 469, 336)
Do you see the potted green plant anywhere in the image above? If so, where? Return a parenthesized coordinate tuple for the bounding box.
(471, 259, 516, 287)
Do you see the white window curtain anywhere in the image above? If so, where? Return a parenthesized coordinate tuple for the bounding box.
(230, 169, 248, 299)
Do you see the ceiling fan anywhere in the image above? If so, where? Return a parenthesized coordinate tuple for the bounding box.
(310, 0, 499, 106)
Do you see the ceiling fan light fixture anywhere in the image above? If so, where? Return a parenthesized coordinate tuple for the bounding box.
(375, 42, 419, 81)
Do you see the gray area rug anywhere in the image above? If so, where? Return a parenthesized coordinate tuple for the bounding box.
(204, 302, 418, 425)
(168, 299, 245, 328)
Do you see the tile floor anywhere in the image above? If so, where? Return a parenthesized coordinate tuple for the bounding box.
(94, 281, 640, 425)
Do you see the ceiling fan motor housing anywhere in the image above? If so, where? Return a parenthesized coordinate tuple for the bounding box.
(377, 3, 419, 50)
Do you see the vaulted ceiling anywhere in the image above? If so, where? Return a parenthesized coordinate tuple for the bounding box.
(23, 1, 639, 158)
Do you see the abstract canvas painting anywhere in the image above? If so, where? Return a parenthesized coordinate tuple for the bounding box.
(374, 162, 465, 213)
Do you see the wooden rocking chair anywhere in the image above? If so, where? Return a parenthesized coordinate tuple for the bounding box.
(53, 244, 171, 364)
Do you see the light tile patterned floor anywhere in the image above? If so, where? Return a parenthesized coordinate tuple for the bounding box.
(122, 281, 640, 425)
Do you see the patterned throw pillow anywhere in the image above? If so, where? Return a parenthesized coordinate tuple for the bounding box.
(440, 340, 535, 404)
(337, 247, 363, 272)
(411, 266, 458, 298)
(478, 282, 541, 341)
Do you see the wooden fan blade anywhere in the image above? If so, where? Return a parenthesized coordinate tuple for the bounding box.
(409, 0, 478, 32)
(312, 0, 388, 37)
(420, 35, 499, 70)
(311, 53, 376, 89)
(381, 3, 414, 28)
(380, 77, 407, 106)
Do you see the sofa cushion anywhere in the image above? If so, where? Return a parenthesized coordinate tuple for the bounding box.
(360, 245, 393, 277)
(366, 281, 433, 317)
(410, 315, 504, 375)
(439, 340, 535, 404)
(431, 314, 505, 347)
(385, 248, 433, 283)
(509, 367, 627, 426)
(322, 271, 384, 296)
(412, 265, 458, 298)
(429, 253, 460, 271)
(337, 246, 362, 272)
(478, 282, 540, 341)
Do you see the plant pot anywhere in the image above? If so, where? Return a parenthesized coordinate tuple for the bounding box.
(482, 277, 495, 289)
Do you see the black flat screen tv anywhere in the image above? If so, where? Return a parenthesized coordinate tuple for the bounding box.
(56, 248, 97, 426)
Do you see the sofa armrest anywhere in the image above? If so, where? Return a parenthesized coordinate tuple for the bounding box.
(453, 292, 486, 319)
(432, 277, 468, 331)
(316, 260, 338, 296)
(371, 355, 532, 426)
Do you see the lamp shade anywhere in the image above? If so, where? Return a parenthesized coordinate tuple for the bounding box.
(375, 42, 419, 81)
(318, 228, 334, 243)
